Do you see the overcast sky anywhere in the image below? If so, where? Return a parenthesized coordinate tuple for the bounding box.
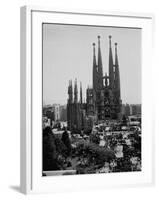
(43, 23, 141, 105)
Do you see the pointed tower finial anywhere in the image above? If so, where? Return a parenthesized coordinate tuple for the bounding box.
(98, 35, 101, 47)
(93, 43, 96, 57)
(109, 35, 112, 48)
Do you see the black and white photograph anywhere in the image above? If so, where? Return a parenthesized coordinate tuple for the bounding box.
(42, 23, 141, 176)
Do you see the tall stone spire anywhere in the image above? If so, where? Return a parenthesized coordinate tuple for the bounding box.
(114, 43, 120, 93)
(93, 43, 98, 91)
(108, 35, 114, 89)
(115, 43, 119, 67)
(80, 82, 83, 104)
(114, 42, 121, 114)
(97, 36, 103, 89)
(68, 80, 73, 103)
(74, 78, 78, 103)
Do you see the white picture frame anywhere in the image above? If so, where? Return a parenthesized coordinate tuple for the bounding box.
(20, 6, 154, 194)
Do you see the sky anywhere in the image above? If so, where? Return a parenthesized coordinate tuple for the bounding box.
(43, 23, 141, 105)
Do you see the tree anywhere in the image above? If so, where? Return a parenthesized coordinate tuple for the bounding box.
(43, 126, 73, 171)
(61, 130, 72, 156)
(43, 127, 59, 170)
(54, 137, 68, 158)
(76, 142, 115, 173)
(90, 133, 100, 144)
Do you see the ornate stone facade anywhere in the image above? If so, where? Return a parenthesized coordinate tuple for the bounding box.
(67, 36, 122, 131)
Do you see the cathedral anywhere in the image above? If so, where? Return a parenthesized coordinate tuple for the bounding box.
(67, 35, 122, 131)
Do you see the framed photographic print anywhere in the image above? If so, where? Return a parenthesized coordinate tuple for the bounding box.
(20, 6, 154, 194)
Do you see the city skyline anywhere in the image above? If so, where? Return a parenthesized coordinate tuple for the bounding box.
(43, 102, 141, 106)
(43, 24, 141, 105)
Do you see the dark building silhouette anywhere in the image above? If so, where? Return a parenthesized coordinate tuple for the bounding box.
(67, 36, 122, 130)
(67, 79, 85, 130)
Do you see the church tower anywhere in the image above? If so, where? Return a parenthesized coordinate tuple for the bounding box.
(67, 35, 122, 130)
(97, 36, 103, 89)
(68, 80, 73, 103)
(74, 78, 78, 103)
(93, 43, 98, 92)
(108, 35, 114, 89)
(67, 80, 73, 130)
(114, 43, 120, 93)
(114, 43, 121, 114)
